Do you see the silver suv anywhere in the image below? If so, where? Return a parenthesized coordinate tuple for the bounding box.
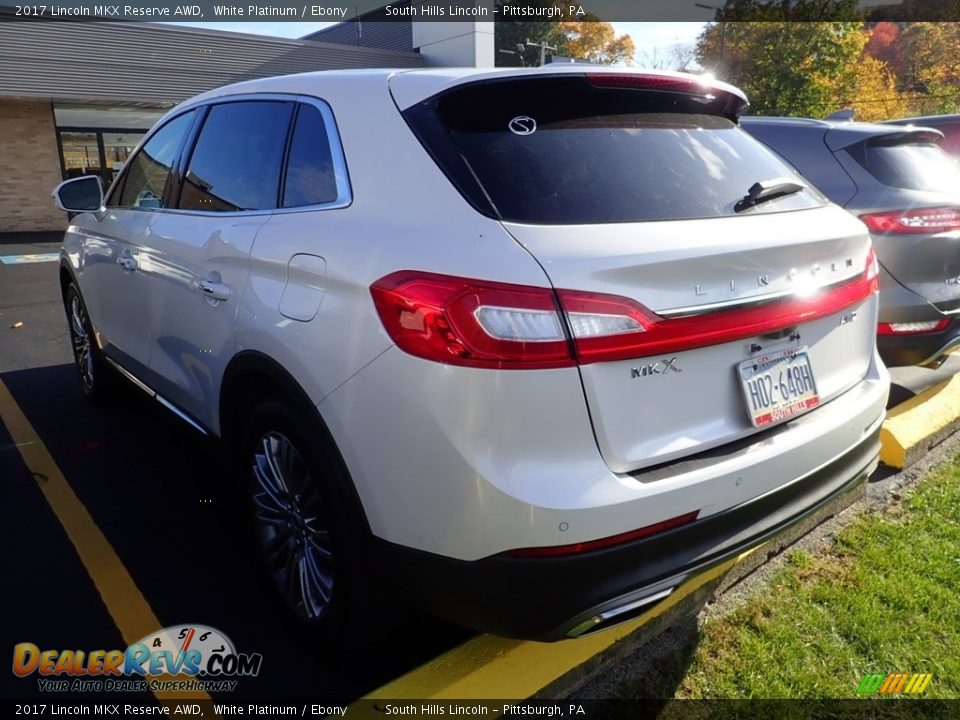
(53, 67, 889, 642)
(743, 116, 960, 367)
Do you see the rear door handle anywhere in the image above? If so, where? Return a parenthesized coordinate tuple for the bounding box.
(194, 278, 233, 302)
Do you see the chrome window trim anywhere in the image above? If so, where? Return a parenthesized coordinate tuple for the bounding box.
(165, 92, 353, 217)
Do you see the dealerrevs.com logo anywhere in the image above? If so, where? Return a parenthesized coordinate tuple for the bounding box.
(12, 625, 262, 693)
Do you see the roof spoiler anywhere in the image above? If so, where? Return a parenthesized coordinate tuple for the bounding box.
(825, 125, 944, 151)
(826, 109, 855, 122)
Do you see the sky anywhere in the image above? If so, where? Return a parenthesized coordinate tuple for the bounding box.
(164, 21, 707, 67)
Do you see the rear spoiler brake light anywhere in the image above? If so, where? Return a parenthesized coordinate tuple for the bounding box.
(587, 72, 749, 117)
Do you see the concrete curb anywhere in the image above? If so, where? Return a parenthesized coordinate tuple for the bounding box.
(880, 373, 960, 469)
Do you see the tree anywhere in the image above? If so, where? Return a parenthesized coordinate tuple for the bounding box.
(847, 52, 912, 121)
(708, 0, 862, 21)
(864, 21, 907, 79)
(494, 5, 567, 67)
(899, 23, 960, 113)
(494, 7, 634, 66)
(556, 17, 635, 65)
(696, 22, 868, 116)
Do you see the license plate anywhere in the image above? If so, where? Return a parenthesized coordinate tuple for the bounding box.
(738, 347, 820, 428)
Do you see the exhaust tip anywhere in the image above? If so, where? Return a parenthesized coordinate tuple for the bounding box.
(566, 587, 675, 638)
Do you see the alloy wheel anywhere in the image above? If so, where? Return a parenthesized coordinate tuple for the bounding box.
(251, 431, 335, 621)
(69, 292, 95, 393)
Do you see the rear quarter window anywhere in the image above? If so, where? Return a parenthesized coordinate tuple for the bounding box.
(846, 140, 960, 191)
(179, 100, 293, 212)
(403, 76, 825, 225)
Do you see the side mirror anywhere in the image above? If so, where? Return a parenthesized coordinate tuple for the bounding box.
(52, 175, 104, 214)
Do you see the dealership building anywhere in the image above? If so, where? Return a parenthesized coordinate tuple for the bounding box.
(0, 15, 493, 233)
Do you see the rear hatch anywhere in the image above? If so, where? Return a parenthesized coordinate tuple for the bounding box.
(829, 127, 960, 311)
(395, 71, 878, 472)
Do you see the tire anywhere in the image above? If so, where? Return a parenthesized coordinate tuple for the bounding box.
(64, 283, 113, 402)
(238, 399, 375, 648)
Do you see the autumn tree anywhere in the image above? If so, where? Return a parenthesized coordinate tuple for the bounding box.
(864, 21, 907, 79)
(898, 23, 960, 113)
(495, 5, 567, 67)
(707, 0, 862, 21)
(494, 8, 633, 66)
(848, 52, 912, 121)
(555, 16, 635, 65)
(696, 22, 868, 116)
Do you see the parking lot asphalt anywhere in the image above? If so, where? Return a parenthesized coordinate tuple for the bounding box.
(0, 236, 471, 701)
(2, 234, 959, 702)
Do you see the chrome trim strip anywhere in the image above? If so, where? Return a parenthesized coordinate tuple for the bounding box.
(104, 356, 154, 396)
(567, 586, 674, 638)
(155, 395, 209, 436)
(658, 277, 854, 318)
(919, 335, 960, 367)
(103, 356, 209, 436)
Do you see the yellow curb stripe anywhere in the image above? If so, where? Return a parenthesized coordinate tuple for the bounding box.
(362, 545, 762, 701)
(880, 373, 960, 469)
(0, 378, 208, 702)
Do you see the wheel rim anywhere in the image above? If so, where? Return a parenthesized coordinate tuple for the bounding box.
(69, 294, 94, 391)
(251, 431, 334, 621)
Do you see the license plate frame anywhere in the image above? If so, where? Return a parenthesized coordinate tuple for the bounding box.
(737, 347, 821, 428)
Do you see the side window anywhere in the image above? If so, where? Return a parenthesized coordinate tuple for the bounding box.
(179, 101, 293, 212)
(112, 110, 196, 209)
(282, 104, 341, 208)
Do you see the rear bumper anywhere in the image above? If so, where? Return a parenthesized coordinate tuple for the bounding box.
(878, 317, 960, 367)
(373, 418, 882, 641)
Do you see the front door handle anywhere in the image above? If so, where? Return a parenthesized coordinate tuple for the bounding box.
(194, 278, 233, 302)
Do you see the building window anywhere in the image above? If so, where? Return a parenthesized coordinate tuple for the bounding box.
(54, 102, 165, 190)
(58, 128, 147, 188)
(59, 131, 102, 179)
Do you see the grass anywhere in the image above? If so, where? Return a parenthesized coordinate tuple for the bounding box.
(666, 457, 960, 699)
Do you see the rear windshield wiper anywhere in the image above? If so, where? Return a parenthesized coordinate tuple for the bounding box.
(735, 178, 806, 212)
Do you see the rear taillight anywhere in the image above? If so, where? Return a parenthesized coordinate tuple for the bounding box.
(371, 251, 877, 369)
(369, 271, 573, 370)
(860, 208, 960, 235)
(877, 319, 950, 335)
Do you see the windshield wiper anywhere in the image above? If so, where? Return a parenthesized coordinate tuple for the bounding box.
(735, 177, 806, 213)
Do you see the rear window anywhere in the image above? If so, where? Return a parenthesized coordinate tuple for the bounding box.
(847, 140, 960, 191)
(403, 76, 824, 224)
(937, 123, 960, 158)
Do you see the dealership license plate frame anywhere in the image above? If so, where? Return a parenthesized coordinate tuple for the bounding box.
(738, 346, 821, 428)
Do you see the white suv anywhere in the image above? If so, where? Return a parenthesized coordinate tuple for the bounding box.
(53, 67, 889, 642)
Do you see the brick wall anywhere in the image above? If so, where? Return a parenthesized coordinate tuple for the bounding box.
(0, 100, 67, 233)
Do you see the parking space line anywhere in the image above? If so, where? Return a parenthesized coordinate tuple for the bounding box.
(0, 253, 60, 265)
(363, 546, 761, 701)
(0, 378, 210, 702)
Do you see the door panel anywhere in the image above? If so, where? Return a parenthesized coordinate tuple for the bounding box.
(84, 109, 198, 373)
(78, 211, 154, 374)
(141, 213, 264, 428)
(142, 99, 294, 429)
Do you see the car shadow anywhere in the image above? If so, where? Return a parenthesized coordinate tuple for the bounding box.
(0, 363, 471, 700)
(887, 382, 917, 409)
